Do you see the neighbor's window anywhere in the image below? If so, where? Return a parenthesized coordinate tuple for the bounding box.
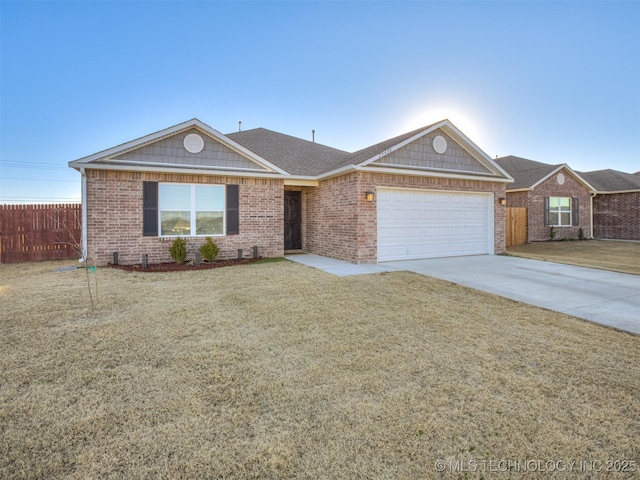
(547, 196, 571, 226)
(159, 184, 224, 236)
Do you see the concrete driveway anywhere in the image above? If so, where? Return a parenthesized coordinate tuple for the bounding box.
(286, 253, 640, 334)
(385, 255, 640, 335)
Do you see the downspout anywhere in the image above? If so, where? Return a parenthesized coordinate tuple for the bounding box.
(80, 168, 88, 262)
(589, 191, 597, 239)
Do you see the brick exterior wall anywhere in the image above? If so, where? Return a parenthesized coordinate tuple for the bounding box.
(592, 192, 640, 240)
(304, 172, 506, 263)
(86, 169, 508, 266)
(305, 173, 360, 262)
(506, 170, 592, 242)
(85, 170, 284, 265)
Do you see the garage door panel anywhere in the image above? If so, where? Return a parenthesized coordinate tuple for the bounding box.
(377, 189, 491, 261)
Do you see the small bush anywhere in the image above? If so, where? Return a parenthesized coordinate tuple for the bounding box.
(549, 226, 556, 240)
(199, 237, 220, 262)
(578, 227, 585, 240)
(169, 237, 187, 263)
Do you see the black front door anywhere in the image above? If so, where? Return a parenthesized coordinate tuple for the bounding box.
(284, 191, 302, 250)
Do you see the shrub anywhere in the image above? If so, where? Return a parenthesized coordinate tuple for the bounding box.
(169, 237, 187, 263)
(578, 227, 585, 240)
(549, 226, 556, 240)
(199, 237, 220, 262)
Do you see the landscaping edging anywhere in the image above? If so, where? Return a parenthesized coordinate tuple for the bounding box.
(109, 256, 263, 272)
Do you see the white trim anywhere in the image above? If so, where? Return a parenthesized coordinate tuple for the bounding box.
(284, 179, 319, 186)
(593, 189, 640, 194)
(158, 183, 226, 237)
(355, 165, 512, 183)
(372, 162, 498, 177)
(92, 158, 271, 173)
(80, 168, 87, 261)
(70, 162, 307, 179)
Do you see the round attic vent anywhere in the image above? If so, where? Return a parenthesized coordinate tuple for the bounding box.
(184, 133, 205, 153)
(557, 173, 565, 185)
(433, 135, 447, 154)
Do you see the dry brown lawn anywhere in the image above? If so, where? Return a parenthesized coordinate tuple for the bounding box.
(507, 239, 640, 275)
(1, 259, 639, 479)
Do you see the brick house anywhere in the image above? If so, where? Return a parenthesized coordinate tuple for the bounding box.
(69, 118, 512, 266)
(579, 169, 640, 241)
(496, 156, 595, 242)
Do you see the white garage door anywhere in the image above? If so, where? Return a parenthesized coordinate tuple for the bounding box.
(377, 189, 493, 262)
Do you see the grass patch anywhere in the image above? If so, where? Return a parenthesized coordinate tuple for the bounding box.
(507, 239, 640, 275)
(1, 260, 639, 478)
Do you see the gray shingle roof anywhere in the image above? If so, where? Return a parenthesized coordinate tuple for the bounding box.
(578, 169, 640, 192)
(495, 156, 561, 190)
(227, 128, 350, 176)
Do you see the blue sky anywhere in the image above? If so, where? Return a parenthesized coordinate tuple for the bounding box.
(1, 0, 638, 203)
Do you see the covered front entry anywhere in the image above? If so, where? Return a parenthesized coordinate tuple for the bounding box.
(377, 188, 493, 262)
(284, 190, 302, 250)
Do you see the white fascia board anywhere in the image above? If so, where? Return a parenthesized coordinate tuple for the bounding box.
(530, 164, 596, 192)
(316, 164, 358, 180)
(69, 162, 300, 180)
(506, 187, 532, 193)
(593, 189, 640, 194)
(84, 159, 272, 173)
(283, 179, 319, 186)
(68, 118, 291, 176)
(354, 165, 513, 183)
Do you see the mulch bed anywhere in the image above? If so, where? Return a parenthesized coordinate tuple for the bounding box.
(109, 257, 263, 272)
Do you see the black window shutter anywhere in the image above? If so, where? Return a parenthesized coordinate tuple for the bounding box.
(226, 184, 239, 235)
(544, 197, 550, 227)
(143, 181, 158, 236)
(572, 197, 579, 226)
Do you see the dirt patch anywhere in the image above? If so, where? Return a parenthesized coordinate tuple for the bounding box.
(109, 256, 263, 272)
(507, 239, 640, 275)
(1, 259, 639, 478)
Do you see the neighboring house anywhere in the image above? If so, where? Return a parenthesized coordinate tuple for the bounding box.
(496, 156, 595, 242)
(578, 169, 640, 241)
(69, 118, 512, 266)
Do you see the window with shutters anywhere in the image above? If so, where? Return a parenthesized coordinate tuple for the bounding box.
(159, 184, 225, 236)
(546, 196, 573, 226)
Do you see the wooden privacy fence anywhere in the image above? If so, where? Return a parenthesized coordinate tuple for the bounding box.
(0, 204, 82, 263)
(506, 207, 527, 247)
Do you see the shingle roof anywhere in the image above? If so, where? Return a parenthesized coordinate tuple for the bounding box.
(495, 156, 562, 190)
(227, 128, 350, 176)
(578, 169, 640, 192)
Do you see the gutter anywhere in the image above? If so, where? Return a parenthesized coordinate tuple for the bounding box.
(80, 168, 88, 262)
(589, 191, 597, 239)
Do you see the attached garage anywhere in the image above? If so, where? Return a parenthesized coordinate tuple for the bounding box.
(377, 188, 494, 262)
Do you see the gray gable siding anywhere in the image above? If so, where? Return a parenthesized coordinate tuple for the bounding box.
(372, 130, 490, 174)
(111, 129, 268, 171)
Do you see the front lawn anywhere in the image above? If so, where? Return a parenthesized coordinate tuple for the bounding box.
(1, 260, 638, 478)
(507, 239, 640, 275)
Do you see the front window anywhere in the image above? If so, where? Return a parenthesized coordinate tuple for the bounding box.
(159, 184, 224, 236)
(548, 196, 571, 226)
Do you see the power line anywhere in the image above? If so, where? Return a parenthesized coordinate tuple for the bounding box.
(0, 197, 80, 202)
(0, 177, 79, 183)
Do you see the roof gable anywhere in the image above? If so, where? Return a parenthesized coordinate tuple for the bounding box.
(369, 128, 491, 174)
(69, 119, 288, 175)
(341, 120, 511, 180)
